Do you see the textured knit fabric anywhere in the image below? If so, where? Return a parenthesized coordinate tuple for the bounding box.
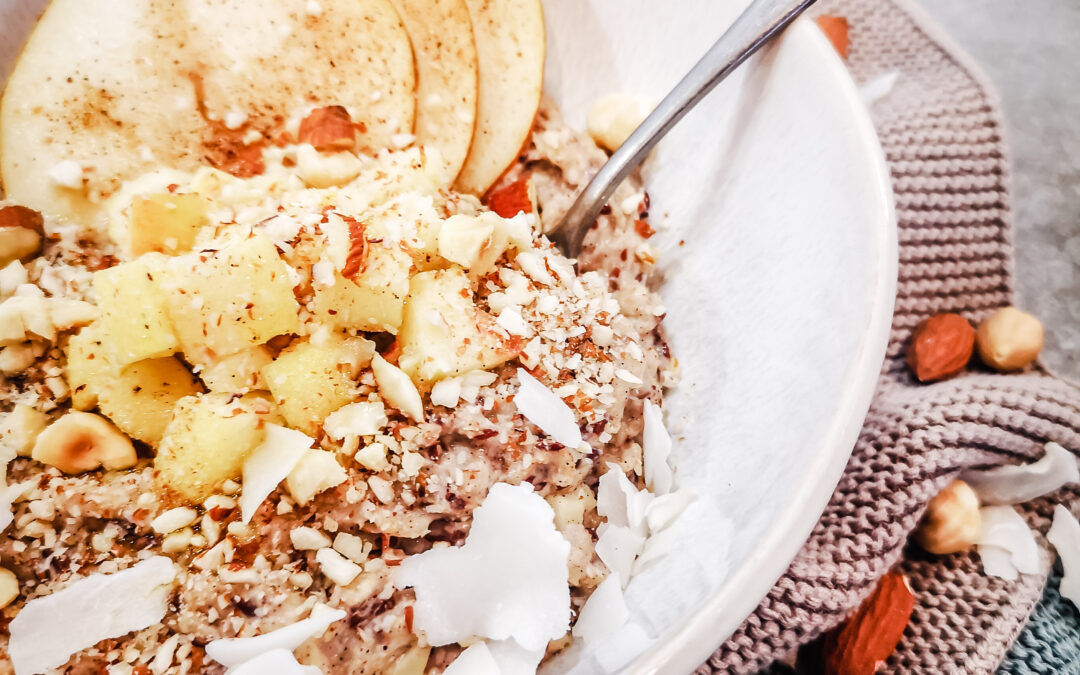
(696, 0, 1080, 673)
(999, 562, 1080, 675)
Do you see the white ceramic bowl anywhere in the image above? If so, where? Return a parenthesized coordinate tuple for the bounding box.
(543, 1, 896, 672)
(0, 1, 895, 672)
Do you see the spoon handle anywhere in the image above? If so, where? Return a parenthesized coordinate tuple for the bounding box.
(556, 0, 818, 256)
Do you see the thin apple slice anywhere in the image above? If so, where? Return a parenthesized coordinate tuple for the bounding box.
(454, 0, 545, 196)
(390, 0, 479, 185)
(0, 0, 416, 225)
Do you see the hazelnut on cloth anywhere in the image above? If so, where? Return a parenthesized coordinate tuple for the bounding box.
(975, 306, 1044, 371)
(915, 479, 982, 555)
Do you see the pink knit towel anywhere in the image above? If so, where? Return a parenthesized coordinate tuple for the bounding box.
(700, 0, 1080, 672)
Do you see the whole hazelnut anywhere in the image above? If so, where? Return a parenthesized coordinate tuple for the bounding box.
(976, 307, 1043, 372)
(915, 479, 982, 555)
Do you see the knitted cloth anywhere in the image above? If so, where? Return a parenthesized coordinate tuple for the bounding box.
(697, 0, 1080, 672)
(1000, 562, 1080, 674)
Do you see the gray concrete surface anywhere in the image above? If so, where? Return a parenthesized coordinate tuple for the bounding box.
(919, 1, 1080, 379)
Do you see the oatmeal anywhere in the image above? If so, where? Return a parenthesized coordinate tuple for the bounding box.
(0, 97, 678, 674)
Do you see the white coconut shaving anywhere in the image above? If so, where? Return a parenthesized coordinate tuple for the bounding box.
(445, 642, 501, 675)
(590, 622, 656, 673)
(963, 442, 1079, 505)
(642, 400, 673, 495)
(395, 482, 570, 652)
(514, 369, 582, 449)
(595, 523, 646, 584)
(573, 573, 629, 644)
(1048, 504, 1080, 608)
(206, 608, 346, 668)
(596, 463, 652, 534)
(859, 70, 900, 106)
(240, 424, 312, 524)
(594, 463, 695, 586)
(977, 505, 1040, 580)
(10, 556, 176, 675)
(485, 638, 546, 675)
(225, 648, 320, 675)
(645, 490, 697, 534)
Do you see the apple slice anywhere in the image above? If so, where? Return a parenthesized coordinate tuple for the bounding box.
(390, 0, 479, 185)
(454, 0, 546, 196)
(0, 0, 415, 225)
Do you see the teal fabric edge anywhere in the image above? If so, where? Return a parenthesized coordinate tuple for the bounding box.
(998, 562, 1080, 675)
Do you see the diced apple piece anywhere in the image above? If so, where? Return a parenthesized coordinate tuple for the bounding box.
(65, 324, 109, 410)
(154, 393, 275, 503)
(199, 345, 273, 393)
(159, 235, 302, 363)
(98, 356, 203, 446)
(129, 193, 208, 256)
(397, 268, 520, 385)
(437, 214, 494, 269)
(311, 243, 413, 334)
(261, 336, 358, 434)
(93, 257, 179, 367)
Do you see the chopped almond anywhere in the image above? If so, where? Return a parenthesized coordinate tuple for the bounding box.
(486, 176, 536, 218)
(340, 214, 369, 279)
(298, 105, 357, 152)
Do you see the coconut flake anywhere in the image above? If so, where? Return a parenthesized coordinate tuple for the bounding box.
(595, 522, 646, 584)
(1048, 504, 1080, 607)
(963, 442, 1078, 505)
(445, 642, 501, 675)
(395, 482, 570, 651)
(10, 557, 176, 675)
(573, 573, 629, 644)
(226, 648, 320, 675)
(590, 621, 656, 673)
(240, 424, 312, 524)
(644, 489, 696, 534)
(514, 369, 581, 449)
(486, 638, 546, 675)
(978, 545, 1020, 581)
(977, 505, 1040, 579)
(206, 608, 346, 667)
(642, 401, 673, 495)
(596, 463, 652, 534)
(859, 71, 900, 106)
(631, 523, 681, 576)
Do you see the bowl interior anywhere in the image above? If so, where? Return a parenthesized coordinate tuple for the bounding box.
(0, 0, 896, 672)
(542, 1, 896, 672)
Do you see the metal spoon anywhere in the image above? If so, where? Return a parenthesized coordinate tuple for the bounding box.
(553, 0, 818, 256)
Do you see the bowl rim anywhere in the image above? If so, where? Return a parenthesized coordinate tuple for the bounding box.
(622, 18, 898, 675)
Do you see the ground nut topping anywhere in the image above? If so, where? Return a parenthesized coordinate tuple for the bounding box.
(0, 100, 673, 674)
